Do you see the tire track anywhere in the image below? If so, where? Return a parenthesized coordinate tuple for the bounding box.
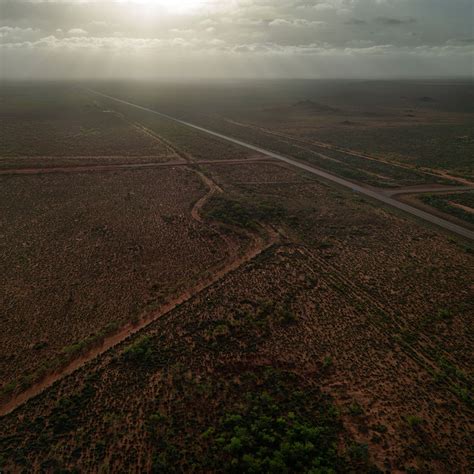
(0, 121, 279, 418)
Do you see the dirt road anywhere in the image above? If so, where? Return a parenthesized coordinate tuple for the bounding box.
(85, 88, 474, 242)
(382, 185, 474, 197)
(0, 157, 272, 175)
(0, 112, 279, 416)
(223, 118, 474, 187)
(0, 180, 278, 417)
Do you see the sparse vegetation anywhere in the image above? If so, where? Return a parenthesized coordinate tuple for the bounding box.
(0, 164, 230, 396)
(0, 82, 472, 473)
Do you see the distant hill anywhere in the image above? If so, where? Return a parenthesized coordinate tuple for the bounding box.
(263, 99, 339, 114)
(292, 99, 339, 113)
(418, 96, 436, 102)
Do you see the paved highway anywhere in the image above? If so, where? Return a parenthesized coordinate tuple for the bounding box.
(86, 88, 474, 242)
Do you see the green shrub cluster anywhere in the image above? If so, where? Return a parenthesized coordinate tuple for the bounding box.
(122, 336, 155, 363)
(210, 392, 344, 473)
(206, 196, 286, 229)
(50, 381, 96, 434)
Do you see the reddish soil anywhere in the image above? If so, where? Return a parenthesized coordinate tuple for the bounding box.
(397, 193, 474, 231)
(0, 157, 273, 175)
(0, 223, 277, 417)
(0, 168, 233, 392)
(1, 84, 472, 473)
(449, 201, 474, 214)
(1, 164, 471, 469)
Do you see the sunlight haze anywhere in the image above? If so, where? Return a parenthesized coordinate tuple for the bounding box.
(1, 0, 473, 79)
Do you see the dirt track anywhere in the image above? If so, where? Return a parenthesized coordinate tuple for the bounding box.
(0, 234, 277, 416)
(84, 89, 474, 242)
(0, 119, 279, 417)
(0, 166, 278, 417)
(2, 90, 471, 415)
(382, 184, 474, 197)
(223, 118, 474, 187)
(0, 157, 272, 176)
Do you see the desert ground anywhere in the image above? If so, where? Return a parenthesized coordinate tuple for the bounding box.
(0, 81, 472, 473)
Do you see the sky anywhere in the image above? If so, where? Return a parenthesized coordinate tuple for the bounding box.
(0, 0, 473, 79)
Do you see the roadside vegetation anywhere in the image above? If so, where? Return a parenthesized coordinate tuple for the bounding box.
(420, 192, 474, 225)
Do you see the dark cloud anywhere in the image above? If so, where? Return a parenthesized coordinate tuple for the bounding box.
(375, 16, 417, 26)
(447, 37, 474, 45)
(345, 18, 367, 26)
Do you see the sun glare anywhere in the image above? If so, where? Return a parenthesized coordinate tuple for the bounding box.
(124, 0, 210, 14)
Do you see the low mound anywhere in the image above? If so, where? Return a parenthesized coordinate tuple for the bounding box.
(292, 99, 339, 113)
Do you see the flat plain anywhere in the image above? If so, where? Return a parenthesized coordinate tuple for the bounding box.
(0, 81, 472, 473)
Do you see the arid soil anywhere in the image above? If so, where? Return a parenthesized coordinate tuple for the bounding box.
(0, 157, 272, 176)
(0, 89, 170, 163)
(1, 158, 472, 472)
(0, 83, 472, 473)
(0, 168, 238, 395)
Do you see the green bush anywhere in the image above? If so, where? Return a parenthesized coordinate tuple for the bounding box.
(210, 392, 343, 473)
(348, 402, 363, 416)
(123, 336, 154, 363)
(405, 415, 423, 428)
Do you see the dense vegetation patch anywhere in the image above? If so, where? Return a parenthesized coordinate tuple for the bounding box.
(123, 335, 155, 363)
(142, 368, 374, 473)
(209, 391, 344, 473)
(205, 196, 286, 229)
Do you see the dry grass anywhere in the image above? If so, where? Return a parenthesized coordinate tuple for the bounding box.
(0, 83, 472, 473)
(0, 167, 232, 393)
(1, 161, 472, 472)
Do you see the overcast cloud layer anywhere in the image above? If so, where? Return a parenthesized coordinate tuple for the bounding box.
(1, 0, 473, 79)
